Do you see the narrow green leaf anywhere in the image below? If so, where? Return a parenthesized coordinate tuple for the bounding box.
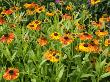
(2, 47, 11, 62)
(11, 51, 17, 62)
(100, 72, 110, 79)
(57, 65, 65, 82)
(80, 74, 94, 78)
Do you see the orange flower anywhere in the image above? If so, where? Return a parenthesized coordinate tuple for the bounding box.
(46, 12, 54, 16)
(32, 20, 41, 25)
(91, 39, 99, 45)
(0, 33, 14, 44)
(3, 68, 19, 80)
(0, 18, 5, 25)
(75, 23, 85, 30)
(99, 17, 107, 23)
(10, 6, 20, 12)
(106, 16, 110, 22)
(35, 6, 45, 13)
(9, 24, 16, 28)
(76, 42, 100, 53)
(105, 64, 110, 72)
(44, 49, 61, 62)
(26, 9, 36, 15)
(91, 21, 102, 28)
(1, 9, 13, 15)
(90, 43, 100, 53)
(37, 37, 48, 46)
(95, 29, 108, 37)
(104, 39, 110, 46)
(79, 32, 93, 40)
(76, 43, 92, 52)
(24, 2, 38, 9)
(59, 35, 73, 45)
(62, 14, 72, 20)
(66, 5, 73, 11)
(27, 20, 41, 30)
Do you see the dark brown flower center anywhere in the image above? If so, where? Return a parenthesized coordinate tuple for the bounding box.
(4, 34, 9, 37)
(64, 36, 69, 40)
(90, 41, 95, 46)
(30, 25, 34, 27)
(39, 8, 42, 11)
(9, 70, 14, 75)
(55, 55, 59, 59)
(41, 37, 46, 40)
(83, 33, 89, 36)
(100, 29, 104, 32)
(35, 21, 39, 24)
(93, 0, 97, 1)
(53, 53, 56, 56)
(54, 33, 58, 36)
(65, 31, 70, 34)
(108, 40, 110, 43)
(52, 53, 59, 59)
(84, 44, 88, 47)
(91, 43, 95, 46)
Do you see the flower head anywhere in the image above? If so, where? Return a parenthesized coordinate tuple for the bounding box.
(59, 35, 73, 45)
(90, 0, 101, 5)
(46, 12, 54, 16)
(35, 6, 45, 13)
(24, 2, 38, 9)
(0, 17, 5, 25)
(79, 32, 93, 40)
(90, 43, 100, 53)
(105, 64, 110, 72)
(3, 68, 19, 80)
(76, 43, 92, 52)
(104, 39, 110, 46)
(91, 39, 99, 45)
(0, 33, 14, 44)
(91, 21, 102, 29)
(37, 37, 48, 46)
(50, 32, 60, 40)
(99, 16, 108, 23)
(10, 6, 20, 12)
(75, 23, 85, 30)
(95, 29, 108, 37)
(27, 20, 41, 30)
(62, 14, 72, 20)
(76, 42, 100, 53)
(107, 16, 110, 22)
(1, 9, 13, 15)
(44, 49, 61, 62)
(66, 5, 73, 11)
(26, 9, 36, 15)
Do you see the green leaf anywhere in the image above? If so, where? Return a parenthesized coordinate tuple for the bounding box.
(102, 48, 109, 56)
(11, 51, 17, 62)
(91, 76, 96, 82)
(39, 60, 47, 68)
(80, 74, 94, 78)
(100, 59, 106, 69)
(56, 65, 65, 82)
(100, 72, 110, 79)
(2, 47, 11, 62)
(73, 54, 81, 58)
(31, 79, 36, 82)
